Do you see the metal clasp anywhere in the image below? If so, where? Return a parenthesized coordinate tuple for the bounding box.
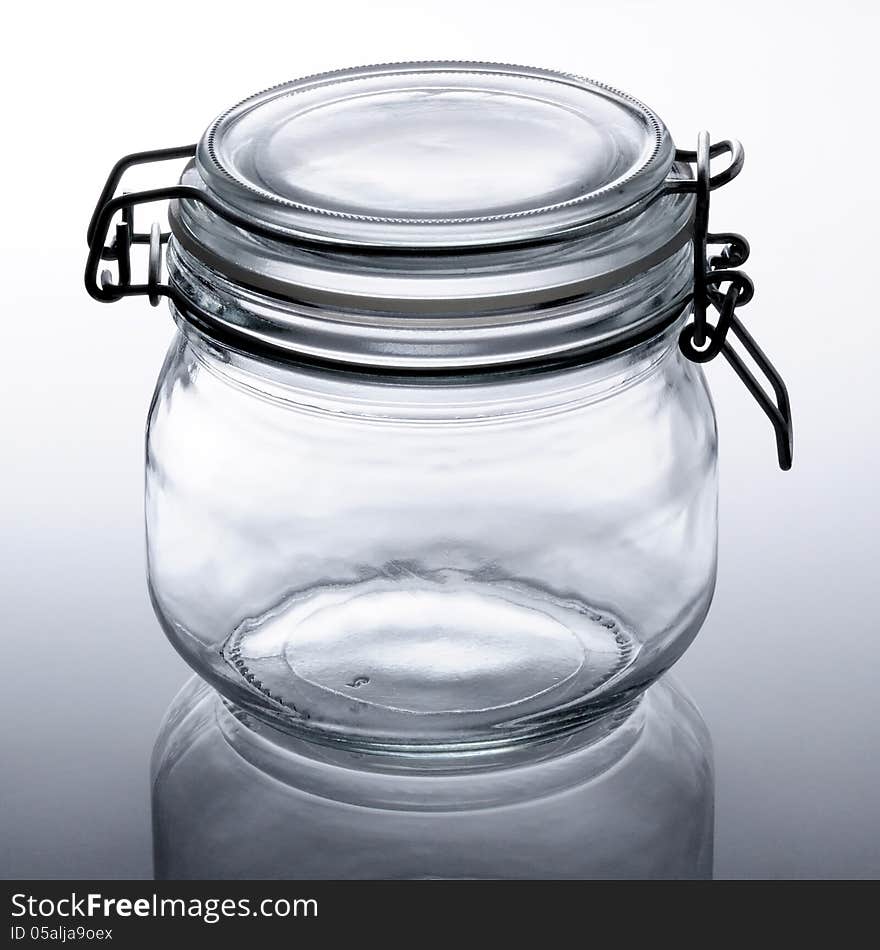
(84, 144, 320, 307)
(669, 132, 793, 470)
(85, 145, 197, 306)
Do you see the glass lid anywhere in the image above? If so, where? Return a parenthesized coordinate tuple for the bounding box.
(195, 61, 675, 248)
(166, 62, 694, 367)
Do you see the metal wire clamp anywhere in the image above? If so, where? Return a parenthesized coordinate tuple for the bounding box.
(668, 133, 793, 469)
(84, 133, 793, 469)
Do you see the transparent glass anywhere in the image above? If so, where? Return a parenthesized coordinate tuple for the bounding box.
(152, 674, 714, 879)
(146, 307, 717, 753)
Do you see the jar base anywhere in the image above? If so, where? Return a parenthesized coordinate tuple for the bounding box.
(220, 567, 642, 752)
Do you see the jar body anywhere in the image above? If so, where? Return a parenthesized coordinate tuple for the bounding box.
(146, 311, 717, 752)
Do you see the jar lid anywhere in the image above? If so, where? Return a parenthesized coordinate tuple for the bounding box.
(166, 62, 695, 367)
(192, 62, 675, 249)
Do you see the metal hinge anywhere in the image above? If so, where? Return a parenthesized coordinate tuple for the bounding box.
(668, 133, 793, 470)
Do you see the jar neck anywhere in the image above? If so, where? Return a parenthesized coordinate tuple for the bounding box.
(166, 238, 692, 378)
(175, 306, 685, 421)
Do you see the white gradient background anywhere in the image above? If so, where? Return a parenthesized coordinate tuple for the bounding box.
(2, 0, 877, 878)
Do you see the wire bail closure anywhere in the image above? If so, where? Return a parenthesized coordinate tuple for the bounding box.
(84, 132, 793, 469)
(668, 132, 793, 470)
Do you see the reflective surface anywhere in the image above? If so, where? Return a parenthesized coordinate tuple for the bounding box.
(152, 676, 714, 879)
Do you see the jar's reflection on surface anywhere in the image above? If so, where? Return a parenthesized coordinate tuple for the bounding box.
(151, 675, 713, 879)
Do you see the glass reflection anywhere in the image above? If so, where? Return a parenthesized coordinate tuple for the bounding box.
(152, 675, 713, 879)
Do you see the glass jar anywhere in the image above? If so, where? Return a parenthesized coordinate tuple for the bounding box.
(87, 62, 791, 755)
(147, 244, 713, 751)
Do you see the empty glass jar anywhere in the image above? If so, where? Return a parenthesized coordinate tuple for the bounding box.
(86, 62, 789, 756)
(147, 250, 714, 750)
